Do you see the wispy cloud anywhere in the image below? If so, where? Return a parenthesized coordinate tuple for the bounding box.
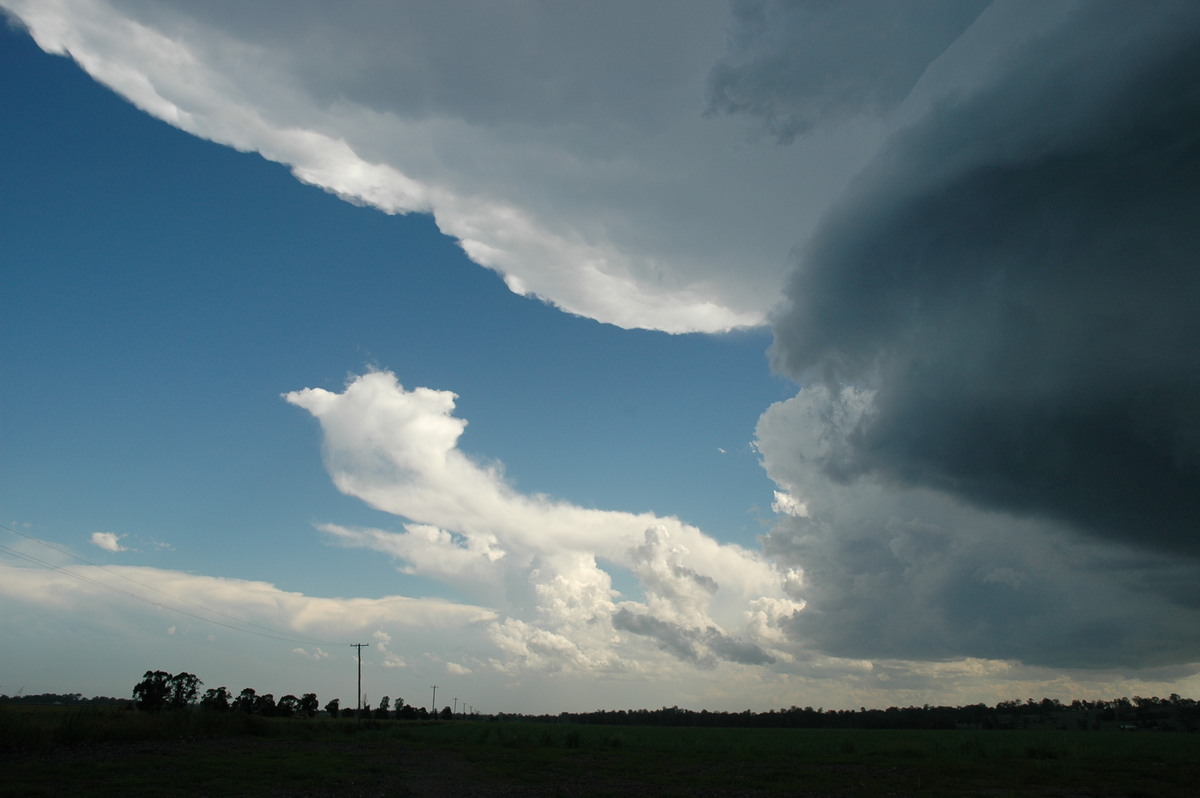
(0, 560, 496, 638)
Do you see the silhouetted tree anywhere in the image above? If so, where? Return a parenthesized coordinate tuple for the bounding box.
(233, 688, 258, 714)
(132, 671, 172, 712)
(200, 686, 231, 712)
(277, 694, 300, 718)
(168, 672, 202, 710)
(300, 693, 319, 718)
(440, 706, 452, 720)
(324, 698, 340, 718)
(254, 693, 277, 716)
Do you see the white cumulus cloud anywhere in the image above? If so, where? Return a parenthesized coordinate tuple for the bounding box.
(90, 531, 126, 552)
(286, 370, 785, 673)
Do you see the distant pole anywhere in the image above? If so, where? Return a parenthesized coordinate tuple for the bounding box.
(453, 697, 458, 716)
(351, 643, 369, 712)
(430, 684, 439, 714)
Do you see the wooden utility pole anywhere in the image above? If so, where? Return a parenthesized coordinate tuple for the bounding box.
(351, 643, 369, 712)
(430, 684, 439, 714)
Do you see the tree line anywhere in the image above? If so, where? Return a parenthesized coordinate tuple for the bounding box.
(0, 692, 126, 707)
(7, 674, 1198, 732)
(127, 670, 456, 720)
(132, 670, 319, 717)
(123, 673, 1200, 731)
(526, 695, 1200, 732)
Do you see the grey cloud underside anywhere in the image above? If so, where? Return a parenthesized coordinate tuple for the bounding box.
(117, 0, 715, 130)
(706, 0, 990, 142)
(772, 1, 1200, 556)
(612, 608, 775, 668)
(763, 508, 1200, 669)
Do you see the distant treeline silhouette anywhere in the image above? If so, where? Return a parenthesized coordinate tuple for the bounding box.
(0, 693, 126, 707)
(524, 696, 1200, 732)
(5, 675, 1198, 732)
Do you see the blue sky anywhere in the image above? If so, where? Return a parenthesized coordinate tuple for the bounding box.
(4, 2, 1200, 714)
(2, 21, 788, 589)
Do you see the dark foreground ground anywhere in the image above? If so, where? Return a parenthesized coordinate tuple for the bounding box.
(5, 737, 579, 797)
(4, 719, 1199, 797)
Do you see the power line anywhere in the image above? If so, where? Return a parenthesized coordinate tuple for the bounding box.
(0, 522, 345, 648)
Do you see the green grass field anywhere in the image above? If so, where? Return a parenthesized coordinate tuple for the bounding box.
(4, 705, 1198, 796)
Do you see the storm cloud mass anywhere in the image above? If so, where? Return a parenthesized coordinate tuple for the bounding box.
(706, 0, 990, 142)
(6, 0, 1200, 704)
(772, 1, 1200, 557)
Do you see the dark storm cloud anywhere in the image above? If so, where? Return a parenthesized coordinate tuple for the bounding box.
(706, 0, 989, 142)
(771, 1, 1200, 556)
(761, 504, 1200, 668)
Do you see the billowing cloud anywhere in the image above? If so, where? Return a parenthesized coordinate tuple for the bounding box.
(286, 370, 784, 674)
(284, 371, 776, 610)
(770, 2, 1200, 557)
(756, 371, 1200, 670)
(7, 0, 1200, 706)
(90, 531, 126, 552)
(1, 0, 897, 333)
(715, 0, 1200, 676)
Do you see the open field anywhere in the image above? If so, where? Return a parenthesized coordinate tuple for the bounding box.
(4, 706, 1199, 797)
